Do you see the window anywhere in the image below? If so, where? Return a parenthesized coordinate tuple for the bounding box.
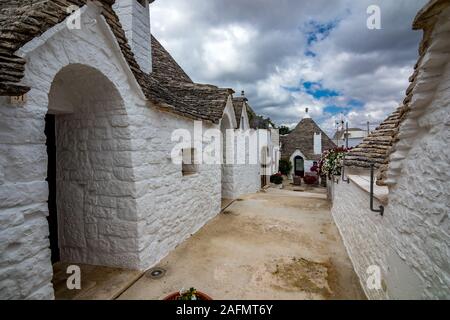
(182, 148, 198, 176)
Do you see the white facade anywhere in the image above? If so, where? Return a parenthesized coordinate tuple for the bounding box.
(0, 3, 265, 300)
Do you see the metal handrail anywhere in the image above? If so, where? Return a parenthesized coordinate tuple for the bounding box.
(370, 163, 384, 216)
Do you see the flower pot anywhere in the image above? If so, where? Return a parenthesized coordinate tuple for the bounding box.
(163, 291, 213, 300)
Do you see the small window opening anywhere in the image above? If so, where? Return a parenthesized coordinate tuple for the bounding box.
(182, 148, 198, 176)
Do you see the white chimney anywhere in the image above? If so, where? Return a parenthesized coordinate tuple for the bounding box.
(314, 132, 322, 155)
(113, 0, 152, 74)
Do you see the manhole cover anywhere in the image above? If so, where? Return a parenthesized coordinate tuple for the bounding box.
(146, 267, 166, 279)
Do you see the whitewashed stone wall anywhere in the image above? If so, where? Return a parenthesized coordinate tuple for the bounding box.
(330, 10, 450, 299)
(51, 65, 140, 269)
(0, 4, 144, 299)
(128, 109, 221, 270)
(330, 177, 390, 300)
(384, 58, 450, 299)
(330, 62, 450, 299)
(221, 103, 236, 200)
(229, 130, 260, 198)
(0, 2, 266, 300)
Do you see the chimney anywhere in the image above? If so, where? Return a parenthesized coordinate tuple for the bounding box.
(113, 0, 153, 74)
(314, 132, 322, 155)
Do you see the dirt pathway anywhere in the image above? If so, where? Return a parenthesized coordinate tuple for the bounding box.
(118, 188, 366, 300)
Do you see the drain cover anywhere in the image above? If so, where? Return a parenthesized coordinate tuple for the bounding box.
(146, 267, 166, 279)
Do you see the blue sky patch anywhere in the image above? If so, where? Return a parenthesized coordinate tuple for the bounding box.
(303, 81, 340, 98)
(305, 20, 338, 45)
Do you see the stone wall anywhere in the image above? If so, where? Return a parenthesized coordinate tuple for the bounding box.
(330, 178, 389, 300)
(330, 59, 450, 298)
(384, 58, 450, 299)
(127, 107, 222, 270)
(0, 3, 262, 300)
(330, 9, 450, 299)
(0, 5, 144, 299)
(51, 65, 141, 269)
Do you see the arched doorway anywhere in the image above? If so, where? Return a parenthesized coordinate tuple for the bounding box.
(46, 64, 138, 269)
(220, 114, 233, 200)
(294, 155, 305, 177)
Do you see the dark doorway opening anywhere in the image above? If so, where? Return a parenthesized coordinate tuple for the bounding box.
(45, 114, 59, 264)
(294, 155, 305, 177)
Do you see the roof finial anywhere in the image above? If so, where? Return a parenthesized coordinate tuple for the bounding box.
(241, 90, 245, 97)
(304, 107, 311, 119)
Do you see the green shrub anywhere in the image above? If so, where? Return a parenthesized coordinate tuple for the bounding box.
(270, 173, 283, 185)
(279, 159, 292, 176)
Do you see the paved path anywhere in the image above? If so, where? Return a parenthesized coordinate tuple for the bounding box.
(118, 188, 365, 300)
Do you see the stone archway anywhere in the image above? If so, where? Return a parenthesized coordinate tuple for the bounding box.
(46, 64, 139, 269)
(220, 113, 234, 200)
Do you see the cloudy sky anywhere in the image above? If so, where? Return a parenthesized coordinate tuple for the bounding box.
(150, 0, 427, 135)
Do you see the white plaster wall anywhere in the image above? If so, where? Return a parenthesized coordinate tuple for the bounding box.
(51, 65, 141, 269)
(384, 59, 450, 299)
(127, 106, 222, 270)
(0, 2, 260, 300)
(221, 100, 237, 200)
(330, 178, 390, 300)
(230, 129, 260, 198)
(330, 59, 450, 299)
(0, 5, 145, 299)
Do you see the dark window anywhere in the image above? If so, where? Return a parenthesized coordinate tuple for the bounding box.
(182, 148, 198, 176)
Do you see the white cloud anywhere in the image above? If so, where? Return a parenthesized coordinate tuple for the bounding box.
(150, 0, 428, 136)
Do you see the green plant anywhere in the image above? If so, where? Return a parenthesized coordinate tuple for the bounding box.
(177, 288, 199, 300)
(279, 125, 292, 135)
(270, 173, 283, 185)
(279, 159, 292, 176)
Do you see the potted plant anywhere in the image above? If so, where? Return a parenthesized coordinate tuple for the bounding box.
(303, 175, 318, 185)
(163, 287, 212, 300)
(270, 172, 284, 188)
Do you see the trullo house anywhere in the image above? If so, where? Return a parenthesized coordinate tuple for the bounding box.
(0, 0, 276, 299)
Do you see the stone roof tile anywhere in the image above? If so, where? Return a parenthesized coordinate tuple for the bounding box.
(0, 0, 232, 123)
(347, 0, 450, 186)
(281, 118, 336, 160)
